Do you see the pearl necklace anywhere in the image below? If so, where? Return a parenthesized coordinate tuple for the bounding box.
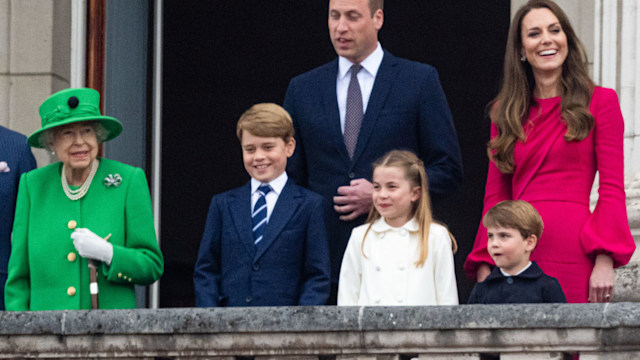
(61, 159, 99, 201)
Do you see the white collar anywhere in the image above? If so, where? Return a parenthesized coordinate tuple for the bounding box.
(500, 261, 532, 277)
(251, 172, 288, 195)
(370, 216, 419, 233)
(338, 42, 384, 80)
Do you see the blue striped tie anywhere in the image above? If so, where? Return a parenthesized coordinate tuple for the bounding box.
(252, 184, 271, 245)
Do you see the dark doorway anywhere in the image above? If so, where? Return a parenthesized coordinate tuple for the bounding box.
(160, 1, 510, 307)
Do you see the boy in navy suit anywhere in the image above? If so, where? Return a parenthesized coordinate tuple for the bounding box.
(468, 200, 566, 304)
(194, 103, 330, 307)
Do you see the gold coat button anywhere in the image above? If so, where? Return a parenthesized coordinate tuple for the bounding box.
(68, 220, 77, 229)
(67, 252, 77, 262)
(67, 286, 76, 296)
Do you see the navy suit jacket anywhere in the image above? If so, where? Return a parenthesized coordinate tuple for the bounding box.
(284, 51, 463, 283)
(0, 126, 36, 310)
(193, 178, 330, 307)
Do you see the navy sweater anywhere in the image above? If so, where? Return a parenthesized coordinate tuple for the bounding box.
(468, 262, 567, 304)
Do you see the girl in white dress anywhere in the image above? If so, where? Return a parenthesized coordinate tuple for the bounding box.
(337, 150, 459, 306)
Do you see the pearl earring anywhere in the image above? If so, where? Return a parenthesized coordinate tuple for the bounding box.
(520, 55, 527, 63)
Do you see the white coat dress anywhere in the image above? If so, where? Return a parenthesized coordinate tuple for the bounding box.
(337, 217, 458, 306)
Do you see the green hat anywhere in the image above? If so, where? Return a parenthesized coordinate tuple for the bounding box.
(28, 88, 123, 148)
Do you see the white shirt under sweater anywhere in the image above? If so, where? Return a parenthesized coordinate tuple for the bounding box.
(500, 261, 533, 277)
(250, 172, 288, 222)
(336, 42, 384, 134)
(337, 217, 459, 306)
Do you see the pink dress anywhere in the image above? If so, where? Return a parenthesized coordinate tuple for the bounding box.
(464, 87, 636, 303)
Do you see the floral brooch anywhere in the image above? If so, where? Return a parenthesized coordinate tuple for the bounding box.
(0, 161, 9, 173)
(104, 174, 122, 187)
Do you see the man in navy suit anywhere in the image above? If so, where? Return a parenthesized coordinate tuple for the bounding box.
(284, 0, 463, 303)
(194, 103, 330, 307)
(0, 126, 36, 310)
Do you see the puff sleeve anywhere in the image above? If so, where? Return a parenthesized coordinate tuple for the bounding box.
(579, 88, 635, 267)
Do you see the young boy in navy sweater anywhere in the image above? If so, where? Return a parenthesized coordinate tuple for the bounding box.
(468, 200, 566, 304)
(194, 103, 330, 307)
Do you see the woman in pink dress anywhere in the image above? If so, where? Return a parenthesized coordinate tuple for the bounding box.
(464, 0, 635, 303)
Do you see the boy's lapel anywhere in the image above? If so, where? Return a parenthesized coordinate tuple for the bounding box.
(254, 180, 301, 262)
(229, 182, 257, 258)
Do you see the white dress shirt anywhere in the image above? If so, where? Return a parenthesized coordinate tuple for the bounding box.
(250, 172, 288, 222)
(336, 42, 384, 134)
(338, 217, 459, 306)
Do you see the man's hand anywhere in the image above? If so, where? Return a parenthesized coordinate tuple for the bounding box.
(333, 178, 373, 221)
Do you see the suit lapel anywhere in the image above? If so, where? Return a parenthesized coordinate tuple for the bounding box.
(254, 179, 301, 262)
(321, 60, 352, 165)
(229, 182, 256, 258)
(351, 51, 398, 164)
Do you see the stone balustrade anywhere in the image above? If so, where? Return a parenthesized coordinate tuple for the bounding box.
(1, 304, 640, 359)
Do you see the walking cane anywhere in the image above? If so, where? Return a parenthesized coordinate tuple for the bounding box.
(88, 259, 99, 309)
(88, 233, 111, 310)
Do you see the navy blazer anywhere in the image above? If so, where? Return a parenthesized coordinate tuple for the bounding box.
(193, 178, 330, 307)
(0, 126, 36, 310)
(467, 262, 567, 304)
(284, 51, 463, 283)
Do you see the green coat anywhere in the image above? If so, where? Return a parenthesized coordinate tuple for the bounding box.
(5, 158, 164, 310)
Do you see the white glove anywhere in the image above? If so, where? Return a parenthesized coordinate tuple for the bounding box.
(71, 228, 114, 265)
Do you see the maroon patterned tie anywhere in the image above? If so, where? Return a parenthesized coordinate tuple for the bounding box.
(344, 64, 363, 159)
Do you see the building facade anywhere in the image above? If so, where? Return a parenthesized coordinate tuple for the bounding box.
(1, 0, 638, 306)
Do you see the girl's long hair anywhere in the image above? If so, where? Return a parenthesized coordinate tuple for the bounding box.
(362, 150, 457, 267)
(489, 0, 594, 173)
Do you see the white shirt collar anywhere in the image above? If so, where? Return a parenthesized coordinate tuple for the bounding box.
(500, 261, 532, 277)
(370, 216, 419, 233)
(338, 42, 384, 80)
(251, 171, 288, 195)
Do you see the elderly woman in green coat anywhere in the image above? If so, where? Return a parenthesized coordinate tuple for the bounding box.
(5, 88, 164, 310)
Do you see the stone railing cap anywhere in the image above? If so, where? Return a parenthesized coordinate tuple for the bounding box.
(2, 303, 640, 336)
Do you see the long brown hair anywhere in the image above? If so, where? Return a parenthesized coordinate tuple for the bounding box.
(489, 0, 594, 173)
(362, 150, 457, 267)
